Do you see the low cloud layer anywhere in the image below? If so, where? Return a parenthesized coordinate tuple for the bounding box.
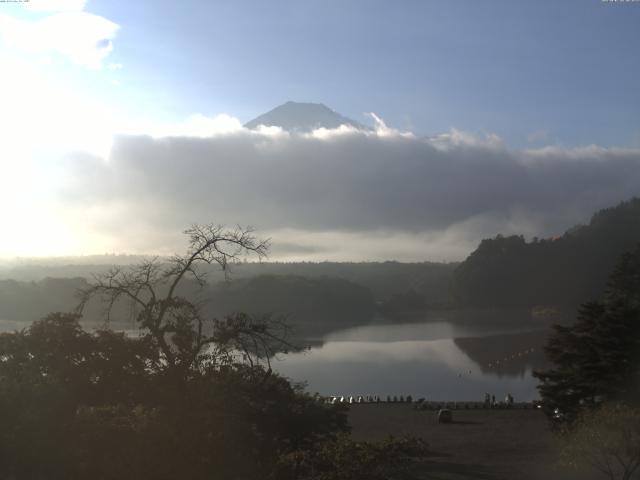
(62, 121, 640, 261)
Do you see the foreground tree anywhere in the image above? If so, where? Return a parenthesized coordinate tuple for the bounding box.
(76, 224, 301, 374)
(0, 311, 350, 480)
(0, 224, 433, 479)
(0, 313, 154, 479)
(0, 225, 349, 479)
(534, 244, 640, 426)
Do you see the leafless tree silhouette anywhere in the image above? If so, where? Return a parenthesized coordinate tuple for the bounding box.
(77, 224, 296, 374)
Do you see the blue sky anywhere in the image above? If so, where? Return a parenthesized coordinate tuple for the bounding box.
(87, 0, 640, 146)
(6, 0, 640, 145)
(0, 0, 639, 259)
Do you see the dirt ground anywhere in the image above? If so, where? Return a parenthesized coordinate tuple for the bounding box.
(347, 404, 601, 480)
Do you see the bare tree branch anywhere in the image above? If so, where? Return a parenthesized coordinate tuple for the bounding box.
(75, 224, 289, 374)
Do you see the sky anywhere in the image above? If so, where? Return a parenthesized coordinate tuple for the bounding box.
(0, 0, 639, 261)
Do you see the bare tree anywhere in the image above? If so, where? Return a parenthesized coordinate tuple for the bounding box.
(77, 224, 295, 373)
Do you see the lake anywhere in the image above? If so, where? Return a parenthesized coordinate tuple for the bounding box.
(0, 317, 549, 402)
(273, 321, 549, 402)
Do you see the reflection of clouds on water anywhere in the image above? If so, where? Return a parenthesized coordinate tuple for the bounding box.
(323, 319, 534, 343)
(274, 333, 541, 401)
(324, 322, 461, 342)
(284, 339, 476, 369)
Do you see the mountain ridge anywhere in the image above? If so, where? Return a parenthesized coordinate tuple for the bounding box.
(244, 101, 368, 132)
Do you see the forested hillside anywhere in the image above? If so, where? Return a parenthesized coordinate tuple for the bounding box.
(0, 275, 375, 338)
(453, 198, 640, 308)
(0, 277, 88, 322)
(204, 275, 375, 338)
(0, 260, 456, 305)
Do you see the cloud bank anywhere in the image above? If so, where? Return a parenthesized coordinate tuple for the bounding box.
(61, 119, 640, 261)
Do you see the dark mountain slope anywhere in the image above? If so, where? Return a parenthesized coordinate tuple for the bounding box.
(453, 197, 640, 308)
(244, 101, 367, 132)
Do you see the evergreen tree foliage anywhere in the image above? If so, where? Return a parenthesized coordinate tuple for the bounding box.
(454, 198, 640, 308)
(534, 244, 640, 426)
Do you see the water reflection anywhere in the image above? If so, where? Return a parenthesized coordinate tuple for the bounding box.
(322, 320, 532, 343)
(274, 322, 546, 401)
(0, 318, 546, 401)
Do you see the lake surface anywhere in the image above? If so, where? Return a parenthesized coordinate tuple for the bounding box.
(273, 321, 547, 402)
(0, 317, 548, 402)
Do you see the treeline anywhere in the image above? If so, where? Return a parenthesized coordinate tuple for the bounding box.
(453, 198, 640, 309)
(3, 198, 640, 326)
(223, 262, 457, 305)
(0, 262, 459, 334)
(204, 275, 375, 338)
(0, 275, 376, 337)
(0, 260, 457, 305)
(0, 277, 88, 322)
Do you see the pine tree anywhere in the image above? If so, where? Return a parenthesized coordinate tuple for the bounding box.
(534, 244, 640, 426)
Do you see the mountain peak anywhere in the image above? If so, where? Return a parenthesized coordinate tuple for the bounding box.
(244, 101, 367, 132)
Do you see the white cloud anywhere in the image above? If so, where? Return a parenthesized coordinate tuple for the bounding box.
(304, 124, 362, 140)
(54, 123, 640, 260)
(0, 51, 123, 256)
(25, 0, 87, 12)
(300, 114, 414, 141)
(0, 53, 119, 158)
(143, 113, 245, 138)
(429, 128, 504, 151)
(0, 10, 119, 69)
(0, 43, 636, 260)
(367, 112, 414, 139)
(264, 209, 560, 262)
